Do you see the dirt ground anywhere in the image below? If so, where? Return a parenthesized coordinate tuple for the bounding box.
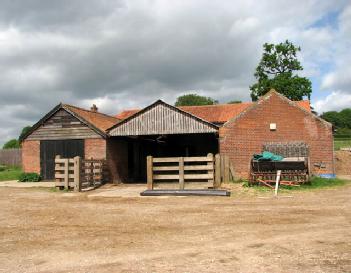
(0, 184, 350, 273)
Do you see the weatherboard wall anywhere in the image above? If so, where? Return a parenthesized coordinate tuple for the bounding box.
(26, 109, 102, 140)
(109, 103, 218, 136)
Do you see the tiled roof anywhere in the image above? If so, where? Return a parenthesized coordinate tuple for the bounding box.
(116, 100, 311, 124)
(63, 104, 120, 132)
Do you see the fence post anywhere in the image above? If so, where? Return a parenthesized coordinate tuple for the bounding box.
(147, 156, 153, 190)
(55, 155, 61, 188)
(179, 157, 184, 190)
(215, 154, 221, 189)
(64, 158, 69, 190)
(224, 155, 230, 183)
(73, 156, 81, 192)
(207, 153, 214, 189)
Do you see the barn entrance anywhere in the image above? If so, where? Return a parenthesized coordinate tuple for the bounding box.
(108, 100, 220, 183)
(40, 139, 84, 180)
(125, 133, 218, 182)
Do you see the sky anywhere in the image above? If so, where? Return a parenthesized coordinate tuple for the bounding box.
(0, 0, 350, 146)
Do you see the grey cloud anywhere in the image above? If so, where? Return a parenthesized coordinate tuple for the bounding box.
(0, 0, 349, 146)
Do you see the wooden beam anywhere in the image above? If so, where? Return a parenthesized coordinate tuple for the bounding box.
(74, 156, 81, 192)
(215, 154, 221, 189)
(146, 156, 153, 190)
(224, 155, 230, 183)
(179, 157, 184, 190)
(64, 158, 69, 190)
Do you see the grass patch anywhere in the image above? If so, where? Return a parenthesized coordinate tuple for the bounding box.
(334, 138, 351, 150)
(282, 177, 348, 191)
(0, 166, 22, 181)
(243, 177, 349, 192)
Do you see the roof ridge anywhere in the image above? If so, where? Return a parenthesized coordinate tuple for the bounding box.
(63, 103, 120, 120)
(179, 102, 252, 108)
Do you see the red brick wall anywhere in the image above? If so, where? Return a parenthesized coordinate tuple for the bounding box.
(84, 138, 106, 159)
(220, 92, 334, 179)
(22, 140, 40, 174)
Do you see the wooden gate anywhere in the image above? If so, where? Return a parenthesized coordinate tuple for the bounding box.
(54, 155, 106, 191)
(146, 153, 233, 190)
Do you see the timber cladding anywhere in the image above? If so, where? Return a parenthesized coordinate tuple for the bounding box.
(26, 109, 102, 140)
(109, 100, 218, 136)
(219, 92, 334, 179)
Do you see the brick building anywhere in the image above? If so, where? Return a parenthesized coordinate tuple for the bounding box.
(21, 90, 334, 181)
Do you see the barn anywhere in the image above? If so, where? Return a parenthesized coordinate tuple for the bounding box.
(21, 90, 334, 182)
(21, 104, 119, 180)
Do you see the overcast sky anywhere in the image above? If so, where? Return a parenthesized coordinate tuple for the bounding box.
(0, 0, 350, 146)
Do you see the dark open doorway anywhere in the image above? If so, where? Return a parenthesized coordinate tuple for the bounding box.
(125, 133, 218, 182)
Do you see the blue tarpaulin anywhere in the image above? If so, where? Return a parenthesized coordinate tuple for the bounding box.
(253, 151, 284, 161)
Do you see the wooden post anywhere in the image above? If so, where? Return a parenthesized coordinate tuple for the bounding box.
(224, 155, 230, 183)
(275, 170, 281, 196)
(147, 156, 153, 190)
(207, 153, 214, 189)
(215, 154, 221, 189)
(73, 156, 81, 192)
(179, 157, 184, 190)
(55, 155, 61, 189)
(64, 158, 69, 190)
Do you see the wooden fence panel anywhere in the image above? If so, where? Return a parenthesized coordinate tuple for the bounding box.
(54, 155, 106, 191)
(0, 148, 22, 167)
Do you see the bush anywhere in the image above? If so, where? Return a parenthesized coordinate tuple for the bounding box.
(18, 172, 41, 182)
(0, 165, 6, 172)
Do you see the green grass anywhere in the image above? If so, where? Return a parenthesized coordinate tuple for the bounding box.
(243, 177, 349, 192)
(334, 138, 351, 150)
(0, 166, 22, 181)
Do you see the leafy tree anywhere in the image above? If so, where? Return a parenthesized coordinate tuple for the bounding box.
(250, 40, 312, 101)
(227, 100, 242, 104)
(3, 139, 20, 149)
(175, 94, 218, 106)
(321, 108, 351, 136)
(321, 111, 342, 128)
(19, 126, 32, 141)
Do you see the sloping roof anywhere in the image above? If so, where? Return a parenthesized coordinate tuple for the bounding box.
(21, 103, 120, 141)
(109, 100, 218, 136)
(223, 90, 330, 128)
(63, 104, 120, 132)
(115, 100, 311, 124)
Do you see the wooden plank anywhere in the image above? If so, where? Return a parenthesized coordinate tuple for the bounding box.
(215, 154, 221, 189)
(153, 157, 180, 163)
(153, 166, 179, 171)
(147, 156, 153, 190)
(153, 165, 214, 171)
(207, 153, 214, 188)
(184, 156, 214, 162)
(185, 165, 214, 171)
(55, 158, 75, 164)
(153, 174, 180, 180)
(224, 155, 230, 182)
(55, 173, 75, 179)
(140, 189, 231, 197)
(74, 156, 81, 192)
(64, 159, 69, 190)
(179, 157, 184, 190)
(184, 174, 213, 179)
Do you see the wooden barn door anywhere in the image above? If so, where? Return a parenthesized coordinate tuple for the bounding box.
(40, 140, 84, 180)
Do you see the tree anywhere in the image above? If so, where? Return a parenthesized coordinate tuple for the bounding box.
(175, 94, 218, 106)
(250, 40, 312, 101)
(3, 139, 20, 149)
(19, 126, 32, 141)
(321, 111, 342, 128)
